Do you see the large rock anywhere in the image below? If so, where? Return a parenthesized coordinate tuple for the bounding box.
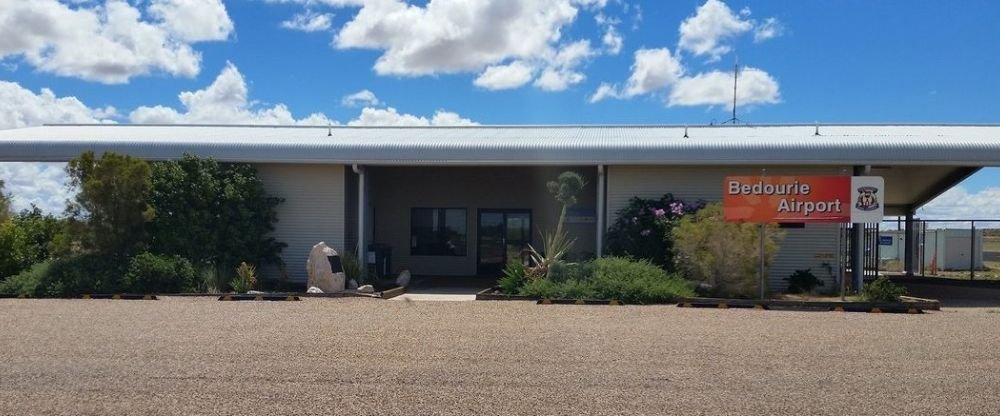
(306, 242, 346, 293)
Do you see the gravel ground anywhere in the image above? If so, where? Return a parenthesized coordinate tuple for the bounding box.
(2, 298, 999, 416)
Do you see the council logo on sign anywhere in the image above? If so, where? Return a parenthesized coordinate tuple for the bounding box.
(854, 186, 880, 211)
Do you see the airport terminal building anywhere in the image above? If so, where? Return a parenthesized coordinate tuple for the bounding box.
(1, 124, 996, 289)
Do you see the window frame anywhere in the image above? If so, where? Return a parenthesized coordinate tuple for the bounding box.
(409, 207, 469, 257)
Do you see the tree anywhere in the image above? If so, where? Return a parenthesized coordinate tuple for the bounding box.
(148, 154, 284, 277)
(0, 179, 11, 224)
(65, 151, 154, 259)
(0, 206, 66, 280)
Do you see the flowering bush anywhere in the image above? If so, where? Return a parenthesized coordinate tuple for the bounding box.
(606, 194, 703, 270)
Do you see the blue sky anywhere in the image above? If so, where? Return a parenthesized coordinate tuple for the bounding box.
(0, 0, 999, 217)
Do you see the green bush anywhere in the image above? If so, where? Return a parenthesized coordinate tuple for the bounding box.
(340, 251, 363, 285)
(605, 194, 703, 270)
(589, 257, 694, 304)
(672, 204, 782, 298)
(41, 254, 124, 296)
(0, 207, 66, 281)
(124, 252, 196, 293)
(515, 257, 695, 303)
(498, 260, 528, 294)
(0, 260, 53, 296)
(784, 269, 824, 294)
(864, 277, 906, 302)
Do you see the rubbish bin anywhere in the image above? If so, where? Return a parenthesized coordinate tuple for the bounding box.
(367, 243, 392, 281)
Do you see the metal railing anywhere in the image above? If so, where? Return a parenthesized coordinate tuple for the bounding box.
(878, 219, 999, 281)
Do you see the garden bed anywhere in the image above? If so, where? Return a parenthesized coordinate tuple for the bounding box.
(0, 286, 407, 300)
(677, 296, 940, 313)
(475, 287, 539, 301)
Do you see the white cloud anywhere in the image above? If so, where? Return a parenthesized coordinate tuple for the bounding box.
(347, 107, 477, 126)
(474, 61, 535, 91)
(668, 66, 779, 107)
(588, 48, 684, 102)
(0, 81, 117, 129)
(341, 89, 381, 107)
(602, 25, 623, 55)
(588, 83, 618, 103)
(753, 17, 783, 43)
(919, 186, 1000, 221)
(129, 62, 333, 125)
(533, 40, 595, 91)
(281, 10, 333, 32)
(595, 13, 623, 55)
(148, 0, 234, 42)
(333, 0, 580, 76)
(677, 0, 753, 61)
(0, 163, 72, 215)
(0, 0, 234, 84)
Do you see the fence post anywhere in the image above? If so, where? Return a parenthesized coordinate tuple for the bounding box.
(970, 221, 976, 281)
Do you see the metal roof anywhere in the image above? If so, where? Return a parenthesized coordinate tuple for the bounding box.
(1, 124, 999, 166)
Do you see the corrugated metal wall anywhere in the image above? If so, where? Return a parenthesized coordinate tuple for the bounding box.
(255, 164, 346, 282)
(607, 165, 845, 291)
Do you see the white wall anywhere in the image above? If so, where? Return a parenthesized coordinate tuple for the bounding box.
(256, 164, 346, 282)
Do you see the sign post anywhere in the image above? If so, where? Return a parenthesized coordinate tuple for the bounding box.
(723, 175, 885, 299)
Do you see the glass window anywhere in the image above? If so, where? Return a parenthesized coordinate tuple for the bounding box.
(411, 208, 467, 256)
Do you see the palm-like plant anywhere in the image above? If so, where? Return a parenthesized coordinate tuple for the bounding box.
(526, 171, 586, 278)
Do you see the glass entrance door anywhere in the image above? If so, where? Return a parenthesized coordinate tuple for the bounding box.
(477, 210, 532, 276)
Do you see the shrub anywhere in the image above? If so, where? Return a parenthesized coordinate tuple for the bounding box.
(864, 277, 906, 302)
(672, 204, 782, 298)
(589, 257, 694, 304)
(124, 252, 196, 293)
(340, 251, 363, 285)
(230, 262, 257, 293)
(40, 254, 124, 296)
(784, 269, 824, 294)
(519, 278, 572, 299)
(0, 260, 53, 296)
(498, 260, 528, 294)
(606, 194, 703, 270)
(515, 257, 695, 303)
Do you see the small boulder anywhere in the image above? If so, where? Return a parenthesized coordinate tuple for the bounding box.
(357, 284, 375, 293)
(347, 279, 359, 290)
(306, 286, 324, 294)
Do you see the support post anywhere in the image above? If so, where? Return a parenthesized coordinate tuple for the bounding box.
(851, 165, 868, 293)
(353, 164, 367, 277)
(904, 209, 915, 277)
(596, 165, 606, 258)
(759, 224, 766, 300)
(970, 221, 976, 280)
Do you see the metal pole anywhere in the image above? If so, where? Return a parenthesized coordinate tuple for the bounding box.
(759, 223, 766, 300)
(921, 221, 927, 276)
(970, 221, 976, 280)
(904, 209, 914, 277)
(596, 165, 606, 258)
(851, 166, 865, 294)
(353, 164, 367, 277)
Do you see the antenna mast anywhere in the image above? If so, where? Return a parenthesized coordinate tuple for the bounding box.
(722, 56, 740, 125)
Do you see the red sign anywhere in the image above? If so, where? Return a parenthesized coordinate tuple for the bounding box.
(724, 176, 884, 223)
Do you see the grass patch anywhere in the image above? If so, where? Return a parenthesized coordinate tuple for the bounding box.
(511, 257, 695, 304)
